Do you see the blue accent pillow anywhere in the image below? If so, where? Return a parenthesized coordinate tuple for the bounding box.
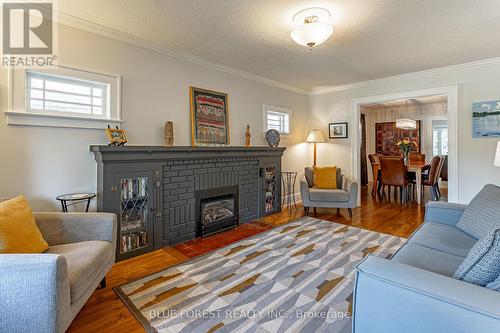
(454, 228, 500, 286)
(456, 184, 500, 239)
(486, 275, 500, 291)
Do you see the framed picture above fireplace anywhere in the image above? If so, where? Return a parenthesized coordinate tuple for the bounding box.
(190, 87, 230, 146)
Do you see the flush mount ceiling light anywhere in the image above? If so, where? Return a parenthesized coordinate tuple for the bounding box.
(290, 7, 333, 49)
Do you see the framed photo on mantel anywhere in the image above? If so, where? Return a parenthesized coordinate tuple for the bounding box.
(190, 87, 230, 146)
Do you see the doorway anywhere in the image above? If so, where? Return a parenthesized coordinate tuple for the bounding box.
(351, 86, 459, 204)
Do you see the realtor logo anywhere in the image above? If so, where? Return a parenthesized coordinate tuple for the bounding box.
(1, 1, 57, 67)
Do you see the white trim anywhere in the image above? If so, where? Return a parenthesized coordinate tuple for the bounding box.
(310, 57, 500, 95)
(5, 111, 122, 130)
(6, 64, 122, 128)
(350, 85, 460, 204)
(54, 11, 309, 96)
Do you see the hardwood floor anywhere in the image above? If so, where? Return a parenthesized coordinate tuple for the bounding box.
(67, 184, 435, 332)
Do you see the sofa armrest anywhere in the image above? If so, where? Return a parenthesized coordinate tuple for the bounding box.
(424, 201, 467, 226)
(0, 254, 71, 333)
(35, 212, 117, 246)
(299, 175, 311, 206)
(342, 175, 358, 206)
(353, 256, 500, 333)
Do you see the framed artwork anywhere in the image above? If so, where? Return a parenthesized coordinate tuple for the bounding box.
(472, 100, 500, 138)
(105, 127, 127, 145)
(329, 122, 348, 139)
(375, 121, 421, 156)
(190, 87, 230, 146)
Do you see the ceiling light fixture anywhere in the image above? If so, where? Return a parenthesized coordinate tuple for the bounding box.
(290, 7, 333, 50)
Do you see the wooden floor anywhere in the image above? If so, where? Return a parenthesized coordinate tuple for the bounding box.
(67, 184, 435, 332)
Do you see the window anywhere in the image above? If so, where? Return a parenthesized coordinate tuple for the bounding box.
(263, 105, 292, 135)
(27, 71, 108, 118)
(432, 119, 448, 156)
(6, 66, 121, 129)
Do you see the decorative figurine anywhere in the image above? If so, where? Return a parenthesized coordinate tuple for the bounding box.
(164, 121, 174, 147)
(245, 124, 251, 147)
(265, 129, 280, 147)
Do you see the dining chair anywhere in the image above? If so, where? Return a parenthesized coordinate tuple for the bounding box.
(420, 155, 442, 201)
(368, 154, 382, 195)
(380, 157, 410, 204)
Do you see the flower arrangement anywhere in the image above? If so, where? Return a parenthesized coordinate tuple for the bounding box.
(396, 139, 418, 165)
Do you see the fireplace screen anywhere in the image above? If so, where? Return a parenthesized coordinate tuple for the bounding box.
(199, 194, 238, 237)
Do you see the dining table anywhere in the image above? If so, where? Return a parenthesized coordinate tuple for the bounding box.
(371, 160, 427, 204)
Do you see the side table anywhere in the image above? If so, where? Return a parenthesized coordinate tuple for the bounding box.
(56, 193, 96, 212)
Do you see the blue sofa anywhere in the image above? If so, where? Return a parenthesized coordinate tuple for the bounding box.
(353, 201, 500, 333)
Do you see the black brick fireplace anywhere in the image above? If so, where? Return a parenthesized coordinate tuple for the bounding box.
(91, 146, 285, 260)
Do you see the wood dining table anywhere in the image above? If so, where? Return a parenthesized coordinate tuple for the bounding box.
(371, 160, 427, 204)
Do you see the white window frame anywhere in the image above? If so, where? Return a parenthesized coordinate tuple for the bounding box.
(263, 104, 292, 138)
(6, 65, 121, 129)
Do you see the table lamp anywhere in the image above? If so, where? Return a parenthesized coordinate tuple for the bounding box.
(495, 141, 500, 167)
(306, 129, 325, 166)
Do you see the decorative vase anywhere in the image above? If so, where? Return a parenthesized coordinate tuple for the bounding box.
(403, 152, 410, 166)
(164, 121, 173, 147)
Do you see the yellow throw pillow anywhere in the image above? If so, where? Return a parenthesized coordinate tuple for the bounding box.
(0, 196, 48, 253)
(313, 166, 338, 189)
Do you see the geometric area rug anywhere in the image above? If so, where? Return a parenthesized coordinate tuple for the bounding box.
(115, 217, 406, 333)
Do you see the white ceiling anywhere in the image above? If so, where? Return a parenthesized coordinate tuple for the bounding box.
(57, 0, 500, 91)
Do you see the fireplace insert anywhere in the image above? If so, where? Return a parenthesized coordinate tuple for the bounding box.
(195, 186, 239, 237)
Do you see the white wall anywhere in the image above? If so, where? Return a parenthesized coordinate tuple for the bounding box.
(362, 102, 447, 181)
(309, 61, 500, 203)
(0, 23, 309, 211)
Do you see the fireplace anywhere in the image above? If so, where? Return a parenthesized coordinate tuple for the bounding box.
(195, 186, 239, 237)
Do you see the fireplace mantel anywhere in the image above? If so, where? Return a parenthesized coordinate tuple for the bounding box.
(90, 145, 285, 260)
(90, 145, 286, 162)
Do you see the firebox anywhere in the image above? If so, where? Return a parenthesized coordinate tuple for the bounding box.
(195, 186, 239, 237)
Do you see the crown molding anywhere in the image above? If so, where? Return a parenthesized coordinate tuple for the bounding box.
(54, 11, 309, 96)
(309, 57, 500, 96)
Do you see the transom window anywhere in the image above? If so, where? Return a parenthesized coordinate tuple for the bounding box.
(27, 71, 109, 118)
(263, 105, 292, 135)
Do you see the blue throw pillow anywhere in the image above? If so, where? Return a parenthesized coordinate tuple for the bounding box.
(486, 275, 500, 291)
(456, 184, 500, 239)
(454, 228, 500, 286)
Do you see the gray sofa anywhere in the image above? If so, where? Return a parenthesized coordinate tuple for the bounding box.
(300, 167, 358, 217)
(353, 201, 500, 332)
(0, 212, 117, 333)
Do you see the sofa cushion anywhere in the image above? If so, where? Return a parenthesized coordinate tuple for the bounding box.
(47, 240, 113, 303)
(313, 166, 338, 189)
(408, 222, 476, 258)
(309, 188, 349, 202)
(486, 275, 500, 291)
(305, 167, 342, 189)
(454, 228, 500, 287)
(456, 184, 500, 239)
(0, 196, 48, 253)
(392, 243, 464, 277)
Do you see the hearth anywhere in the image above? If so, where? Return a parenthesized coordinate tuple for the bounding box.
(196, 186, 239, 237)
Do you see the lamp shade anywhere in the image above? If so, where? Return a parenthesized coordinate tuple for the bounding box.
(495, 141, 500, 167)
(396, 118, 417, 130)
(306, 129, 325, 143)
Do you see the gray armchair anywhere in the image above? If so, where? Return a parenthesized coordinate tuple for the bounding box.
(0, 212, 117, 333)
(300, 167, 358, 217)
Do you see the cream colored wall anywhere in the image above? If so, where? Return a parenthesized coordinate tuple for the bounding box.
(0, 24, 309, 211)
(362, 102, 448, 181)
(309, 62, 500, 204)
